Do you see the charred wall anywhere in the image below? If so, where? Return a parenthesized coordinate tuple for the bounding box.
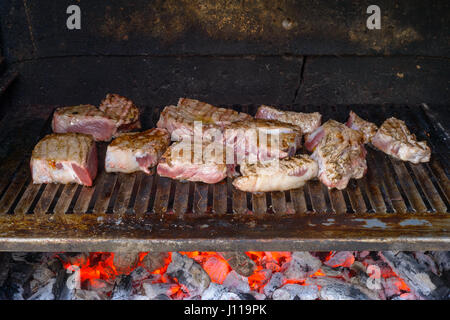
(0, 0, 449, 110)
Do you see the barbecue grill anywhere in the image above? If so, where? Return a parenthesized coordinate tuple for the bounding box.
(0, 1, 448, 253)
(0, 102, 447, 252)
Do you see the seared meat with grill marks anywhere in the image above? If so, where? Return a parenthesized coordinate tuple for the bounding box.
(99, 93, 141, 133)
(305, 120, 367, 190)
(233, 155, 318, 192)
(346, 110, 378, 144)
(52, 104, 117, 141)
(31, 133, 97, 186)
(157, 140, 235, 184)
(255, 105, 322, 134)
(220, 119, 302, 163)
(105, 128, 170, 174)
(372, 117, 431, 164)
(156, 98, 252, 141)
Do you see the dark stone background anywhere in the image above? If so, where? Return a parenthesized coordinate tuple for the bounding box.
(0, 0, 448, 113)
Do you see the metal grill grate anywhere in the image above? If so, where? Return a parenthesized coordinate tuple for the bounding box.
(0, 104, 448, 252)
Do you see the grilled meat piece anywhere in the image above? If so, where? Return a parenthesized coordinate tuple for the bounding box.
(52, 104, 117, 141)
(31, 133, 97, 186)
(156, 98, 252, 141)
(99, 93, 141, 133)
(305, 120, 367, 190)
(105, 128, 170, 174)
(346, 110, 378, 144)
(221, 119, 302, 163)
(233, 155, 318, 192)
(372, 117, 431, 164)
(255, 105, 322, 134)
(157, 140, 235, 184)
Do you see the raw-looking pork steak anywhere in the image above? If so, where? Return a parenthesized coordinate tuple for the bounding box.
(157, 140, 235, 184)
(99, 93, 141, 133)
(52, 104, 117, 142)
(156, 98, 252, 141)
(305, 120, 367, 190)
(105, 128, 170, 174)
(255, 105, 322, 134)
(31, 133, 98, 186)
(372, 117, 431, 164)
(346, 110, 378, 144)
(233, 155, 318, 192)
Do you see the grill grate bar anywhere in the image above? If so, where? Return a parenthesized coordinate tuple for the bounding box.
(0, 106, 447, 220)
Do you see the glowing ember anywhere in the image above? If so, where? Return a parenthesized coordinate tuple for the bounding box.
(57, 251, 412, 299)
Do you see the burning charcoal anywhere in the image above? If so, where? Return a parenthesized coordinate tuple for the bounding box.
(71, 289, 107, 300)
(430, 251, 450, 274)
(201, 283, 230, 300)
(263, 272, 285, 298)
(142, 282, 178, 299)
(113, 252, 140, 274)
(219, 252, 256, 277)
(154, 294, 171, 300)
(391, 292, 419, 300)
(219, 292, 242, 300)
(283, 252, 322, 280)
(141, 252, 169, 273)
(349, 261, 386, 300)
(223, 270, 251, 294)
(307, 278, 377, 300)
(272, 283, 319, 300)
(130, 266, 151, 283)
(111, 275, 133, 300)
(358, 251, 370, 259)
(382, 277, 409, 299)
(129, 294, 150, 300)
(413, 252, 439, 275)
(321, 265, 349, 278)
(237, 292, 257, 300)
(380, 251, 450, 300)
(28, 279, 57, 300)
(166, 252, 210, 297)
(324, 251, 355, 268)
(58, 253, 88, 267)
(86, 278, 114, 294)
(202, 256, 230, 284)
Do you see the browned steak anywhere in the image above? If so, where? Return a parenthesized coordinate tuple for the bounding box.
(31, 133, 97, 186)
(99, 93, 141, 133)
(105, 128, 170, 174)
(52, 105, 117, 142)
(255, 105, 322, 134)
(156, 98, 252, 141)
(305, 120, 367, 190)
(346, 110, 378, 144)
(372, 117, 431, 164)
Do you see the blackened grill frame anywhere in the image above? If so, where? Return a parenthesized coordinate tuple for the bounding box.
(0, 104, 448, 252)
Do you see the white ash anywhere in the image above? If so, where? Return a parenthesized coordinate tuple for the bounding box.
(142, 282, 179, 299)
(282, 252, 322, 279)
(263, 272, 285, 298)
(223, 270, 250, 293)
(273, 283, 319, 300)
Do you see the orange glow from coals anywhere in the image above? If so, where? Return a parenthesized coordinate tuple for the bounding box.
(58, 251, 411, 297)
